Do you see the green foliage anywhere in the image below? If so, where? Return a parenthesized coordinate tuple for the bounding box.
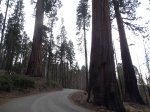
(66, 40, 75, 67)
(111, 0, 147, 35)
(0, 75, 13, 92)
(46, 80, 61, 88)
(0, 13, 3, 31)
(76, 0, 90, 52)
(44, 0, 62, 14)
(9, 74, 35, 89)
(0, 74, 35, 92)
(76, 0, 90, 32)
(2, 0, 31, 72)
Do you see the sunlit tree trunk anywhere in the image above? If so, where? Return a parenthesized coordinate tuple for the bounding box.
(113, 0, 145, 104)
(26, 0, 44, 77)
(83, 19, 89, 91)
(88, 0, 126, 111)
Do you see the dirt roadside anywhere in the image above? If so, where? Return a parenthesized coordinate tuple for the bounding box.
(70, 90, 150, 112)
(0, 77, 62, 106)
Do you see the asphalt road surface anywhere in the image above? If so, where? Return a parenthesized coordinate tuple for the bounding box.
(0, 89, 93, 112)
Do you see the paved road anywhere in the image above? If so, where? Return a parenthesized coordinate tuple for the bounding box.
(0, 89, 92, 112)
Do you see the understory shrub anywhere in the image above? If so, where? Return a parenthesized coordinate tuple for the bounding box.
(0, 74, 35, 91)
(0, 75, 13, 91)
(48, 80, 61, 88)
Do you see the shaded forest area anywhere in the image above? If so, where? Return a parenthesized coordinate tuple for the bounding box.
(0, 0, 86, 90)
(0, 0, 150, 112)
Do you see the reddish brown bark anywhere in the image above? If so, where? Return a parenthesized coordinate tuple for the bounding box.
(26, 0, 44, 77)
(88, 0, 126, 111)
(113, 0, 145, 104)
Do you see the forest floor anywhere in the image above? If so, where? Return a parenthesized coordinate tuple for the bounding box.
(70, 90, 150, 112)
(0, 77, 62, 106)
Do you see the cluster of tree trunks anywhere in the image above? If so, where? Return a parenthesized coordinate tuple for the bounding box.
(0, 0, 147, 111)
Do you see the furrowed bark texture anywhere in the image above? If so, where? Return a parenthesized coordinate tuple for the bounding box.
(88, 0, 126, 111)
(26, 0, 44, 77)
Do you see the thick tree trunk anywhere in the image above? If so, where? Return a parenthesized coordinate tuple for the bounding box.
(26, 0, 44, 77)
(113, 0, 145, 105)
(88, 0, 126, 111)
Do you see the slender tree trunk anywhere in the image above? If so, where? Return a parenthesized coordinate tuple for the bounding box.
(113, 0, 145, 105)
(146, 76, 150, 96)
(66, 61, 69, 88)
(46, 46, 51, 85)
(83, 19, 89, 91)
(88, 0, 126, 111)
(114, 45, 124, 97)
(141, 75, 149, 104)
(26, 0, 44, 77)
(143, 39, 150, 78)
(46, 28, 53, 84)
(44, 53, 48, 77)
(59, 60, 63, 84)
(143, 39, 150, 96)
(0, 0, 10, 68)
(55, 62, 58, 82)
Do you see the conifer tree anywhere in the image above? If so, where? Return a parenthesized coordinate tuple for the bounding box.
(112, 0, 145, 104)
(76, 0, 90, 91)
(88, 0, 126, 111)
(3, 0, 25, 71)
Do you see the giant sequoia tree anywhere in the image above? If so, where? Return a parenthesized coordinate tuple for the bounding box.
(26, 0, 61, 77)
(112, 0, 145, 104)
(88, 0, 126, 111)
(26, 0, 44, 76)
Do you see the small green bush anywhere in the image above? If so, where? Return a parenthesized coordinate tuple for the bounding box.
(0, 75, 13, 91)
(48, 80, 61, 88)
(9, 75, 35, 89)
(0, 74, 35, 92)
(18, 77, 35, 89)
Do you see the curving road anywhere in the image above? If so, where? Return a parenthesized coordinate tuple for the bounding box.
(0, 89, 93, 112)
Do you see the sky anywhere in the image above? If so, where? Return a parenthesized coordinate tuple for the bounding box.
(112, 0, 150, 78)
(1, 0, 150, 78)
(23, 0, 92, 68)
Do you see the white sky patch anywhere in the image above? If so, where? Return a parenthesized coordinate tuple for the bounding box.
(24, 1, 35, 39)
(1, 0, 149, 77)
